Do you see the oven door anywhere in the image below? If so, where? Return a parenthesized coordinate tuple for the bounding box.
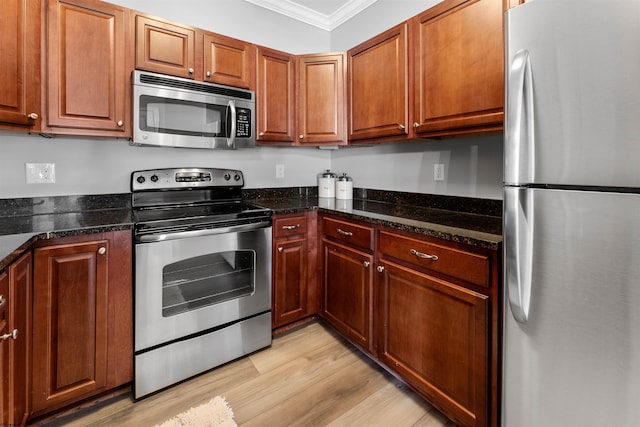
(134, 224, 272, 352)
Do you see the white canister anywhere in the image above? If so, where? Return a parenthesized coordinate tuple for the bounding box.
(318, 170, 337, 198)
(336, 173, 353, 200)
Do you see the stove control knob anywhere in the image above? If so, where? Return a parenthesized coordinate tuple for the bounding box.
(150, 174, 159, 183)
(224, 173, 231, 181)
(136, 176, 145, 184)
(234, 173, 241, 181)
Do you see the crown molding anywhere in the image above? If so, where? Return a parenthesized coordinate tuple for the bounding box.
(244, 0, 378, 31)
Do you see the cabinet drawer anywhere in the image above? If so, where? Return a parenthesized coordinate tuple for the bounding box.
(322, 216, 374, 251)
(378, 230, 490, 287)
(274, 214, 308, 238)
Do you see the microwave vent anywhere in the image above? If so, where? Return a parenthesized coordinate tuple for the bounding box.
(138, 73, 253, 101)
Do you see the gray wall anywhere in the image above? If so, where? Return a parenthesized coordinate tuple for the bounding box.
(0, 0, 504, 200)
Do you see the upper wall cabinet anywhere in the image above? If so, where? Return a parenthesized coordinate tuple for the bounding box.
(134, 15, 196, 79)
(347, 23, 409, 143)
(202, 33, 255, 89)
(44, 0, 130, 137)
(0, 0, 41, 130)
(413, 0, 504, 137)
(297, 53, 347, 146)
(256, 46, 296, 145)
(134, 13, 255, 89)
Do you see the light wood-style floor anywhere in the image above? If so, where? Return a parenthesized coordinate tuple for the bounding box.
(34, 322, 456, 427)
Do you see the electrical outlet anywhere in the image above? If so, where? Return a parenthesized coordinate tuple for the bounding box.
(434, 164, 445, 181)
(275, 164, 285, 179)
(26, 163, 56, 184)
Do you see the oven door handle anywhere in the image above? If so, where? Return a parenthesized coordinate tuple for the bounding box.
(137, 220, 272, 243)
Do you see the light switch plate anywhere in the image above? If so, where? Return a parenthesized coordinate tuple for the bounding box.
(26, 163, 56, 184)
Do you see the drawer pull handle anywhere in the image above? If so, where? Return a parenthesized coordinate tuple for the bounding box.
(410, 248, 438, 261)
(337, 228, 353, 237)
(1, 329, 18, 341)
(282, 224, 301, 230)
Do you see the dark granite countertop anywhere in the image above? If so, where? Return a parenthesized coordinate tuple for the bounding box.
(0, 194, 133, 270)
(0, 188, 503, 270)
(246, 187, 503, 250)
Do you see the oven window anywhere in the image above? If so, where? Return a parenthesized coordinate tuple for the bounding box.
(162, 250, 255, 317)
(139, 95, 228, 137)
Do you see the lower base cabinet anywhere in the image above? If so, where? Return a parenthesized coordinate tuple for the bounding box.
(319, 214, 500, 427)
(0, 252, 31, 427)
(31, 230, 132, 417)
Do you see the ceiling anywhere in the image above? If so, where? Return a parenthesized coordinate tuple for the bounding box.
(244, 0, 378, 31)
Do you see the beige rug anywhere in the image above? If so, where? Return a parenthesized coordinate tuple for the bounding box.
(155, 396, 237, 427)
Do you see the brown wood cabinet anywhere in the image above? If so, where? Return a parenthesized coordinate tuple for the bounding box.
(347, 23, 410, 142)
(0, 0, 41, 129)
(135, 13, 255, 89)
(202, 32, 255, 89)
(44, 0, 130, 137)
(31, 230, 132, 416)
(413, 0, 504, 137)
(376, 228, 492, 427)
(0, 252, 31, 427)
(272, 213, 310, 328)
(256, 47, 297, 145)
(134, 14, 196, 79)
(297, 53, 347, 146)
(320, 216, 375, 353)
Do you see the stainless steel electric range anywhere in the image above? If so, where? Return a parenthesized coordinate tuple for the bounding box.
(131, 167, 272, 398)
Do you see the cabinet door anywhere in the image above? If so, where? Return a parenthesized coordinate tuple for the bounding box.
(414, 0, 504, 136)
(377, 259, 489, 427)
(348, 23, 409, 142)
(273, 239, 308, 328)
(322, 239, 373, 352)
(45, 0, 129, 135)
(256, 47, 296, 144)
(298, 53, 347, 145)
(32, 240, 109, 413)
(1, 253, 32, 427)
(203, 33, 255, 89)
(135, 15, 196, 79)
(0, 0, 40, 128)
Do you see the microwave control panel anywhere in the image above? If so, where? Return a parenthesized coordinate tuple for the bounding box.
(236, 108, 251, 138)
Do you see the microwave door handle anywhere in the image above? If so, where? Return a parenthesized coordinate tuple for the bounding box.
(227, 100, 236, 148)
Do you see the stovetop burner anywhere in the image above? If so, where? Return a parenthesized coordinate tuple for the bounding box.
(131, 167, 271, 235)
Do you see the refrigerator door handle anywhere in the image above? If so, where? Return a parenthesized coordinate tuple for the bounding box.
(505, 187, 534, 323)
(505, 49, 535, 185)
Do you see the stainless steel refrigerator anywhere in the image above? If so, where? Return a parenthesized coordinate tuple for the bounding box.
(503, 1, 640, 426)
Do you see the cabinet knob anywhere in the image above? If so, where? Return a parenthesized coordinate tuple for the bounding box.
(377, 265, 385, 273)
(188, 68, 194, 74)
(206, 71, 212, 77)
(117, 120, 123, 127)
(413, 122, 420, 128)
(363, 261, 370, 267)
(1, 329, 18, 341)
(299, 135, 304, 140)
(98, 247, 107, 255)
(0, 294, 5, 308)
(259, 132, 265, 137)
(278, 246, 284, 252)
(28, 112, 39, 120)
(399, 124, 405, 130)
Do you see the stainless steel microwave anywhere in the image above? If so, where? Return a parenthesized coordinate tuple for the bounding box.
(132, 70, 255, 149)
